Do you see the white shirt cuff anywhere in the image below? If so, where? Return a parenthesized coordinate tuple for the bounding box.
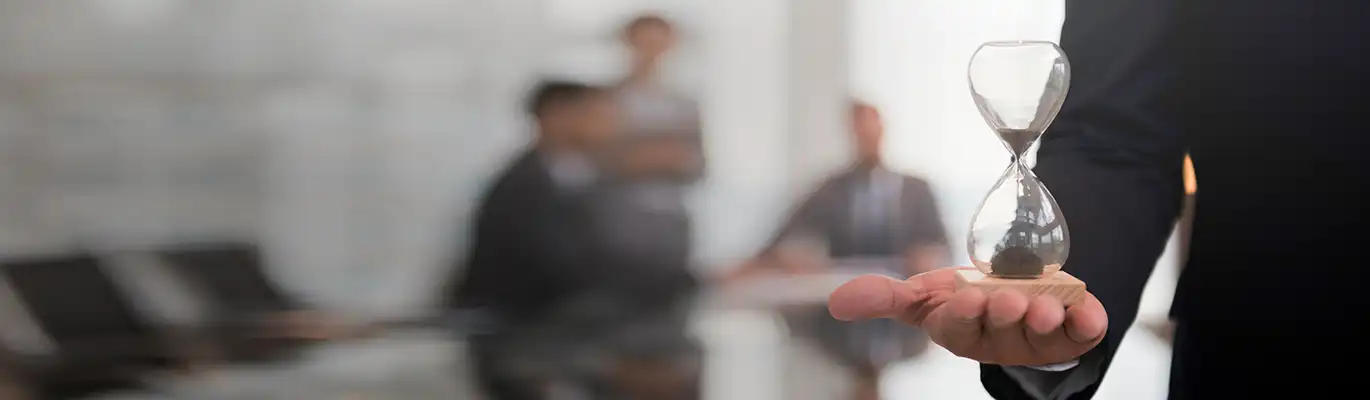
(1025, 360, 1080, 372)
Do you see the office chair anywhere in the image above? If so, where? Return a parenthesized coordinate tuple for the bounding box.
(0, 253, 199, 399)
(155, 241, 335, 362)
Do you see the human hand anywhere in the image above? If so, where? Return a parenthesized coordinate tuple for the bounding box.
(828, 268, 1107, 366)
(643, 141, 694, 171)
(774, 246, 828, 276)
(258, 311, 349, 340)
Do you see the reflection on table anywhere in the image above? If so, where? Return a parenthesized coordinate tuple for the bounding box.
(706, 257, 907, 310)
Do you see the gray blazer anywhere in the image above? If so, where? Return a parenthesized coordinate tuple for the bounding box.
(765, 165, 946, 261)
(767, 165, 945, 368)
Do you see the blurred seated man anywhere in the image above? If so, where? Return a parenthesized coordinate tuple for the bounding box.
(450, 81, 705, 400)
(726, 100, 948, 400)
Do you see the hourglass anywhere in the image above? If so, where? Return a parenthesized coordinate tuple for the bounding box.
(952, 40, 1086, 306)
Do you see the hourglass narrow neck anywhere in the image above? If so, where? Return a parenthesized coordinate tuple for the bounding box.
(996, 128, 1040, 160)
(1010, 155, 1029, 171)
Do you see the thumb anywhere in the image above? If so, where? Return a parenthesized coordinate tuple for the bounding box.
(828, 274, 926, 321)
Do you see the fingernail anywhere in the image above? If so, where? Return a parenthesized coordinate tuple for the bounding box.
(1066, 322, 1105, 343)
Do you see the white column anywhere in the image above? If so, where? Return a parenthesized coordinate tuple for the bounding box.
(689, 0, 790, 268)
(786, 0, 851, 197)
(329, 0, 548, 312)
(692, 3, 792, 400)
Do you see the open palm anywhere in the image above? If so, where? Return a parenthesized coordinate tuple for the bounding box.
(828, 268, 1107, 366)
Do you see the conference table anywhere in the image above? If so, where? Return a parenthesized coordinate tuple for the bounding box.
(86, 270, 880, 400)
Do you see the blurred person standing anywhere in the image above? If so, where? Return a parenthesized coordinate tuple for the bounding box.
(728, 101, 948, 400)
(589, 14, 705, 400)
(613, 14, 704, 184)
(602, 13, 704, 270)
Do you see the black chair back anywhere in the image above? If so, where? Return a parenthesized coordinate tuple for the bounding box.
(0, 253, 172, 399)
(0, 254, 151, 343)
(157, 242, 299, 315)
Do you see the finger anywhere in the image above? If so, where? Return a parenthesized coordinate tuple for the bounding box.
(982, 290, 1030, 363)
(1064, 293, 1108, 343)
(828, 274, 923, 321)
(913, 267, 977, 293)
(985, 290, 1030, 329)
(1024, 295, 1066, 335)
(893, 268, 971, 324)
(1023, 295, 1067, 355)
(927, 287, 988, 352)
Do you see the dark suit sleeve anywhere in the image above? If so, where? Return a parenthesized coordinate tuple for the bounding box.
(447, 176, 527, 310)
(448, 163, 597, 316)
(978, 0, 1187, 398)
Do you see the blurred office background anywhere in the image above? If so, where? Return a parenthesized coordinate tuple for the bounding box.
(0, 0, 1179, 399)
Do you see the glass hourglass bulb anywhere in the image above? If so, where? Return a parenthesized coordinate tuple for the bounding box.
(967, 41, 1071, 279)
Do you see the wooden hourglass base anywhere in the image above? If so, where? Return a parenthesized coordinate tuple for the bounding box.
(953, 269, 1087, 306)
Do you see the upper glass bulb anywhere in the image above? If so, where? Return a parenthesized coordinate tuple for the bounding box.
(966, 40, 1071, 279)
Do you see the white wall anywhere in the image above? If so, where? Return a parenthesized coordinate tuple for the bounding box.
(786, 0, 851, 196)
(0, 0, 810, 311)
(691, 0, 793, 270)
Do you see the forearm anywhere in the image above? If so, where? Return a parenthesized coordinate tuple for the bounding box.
(721, 258, 774, 282)
(675, 131, 706, 183)
(608, 136, 703, 182)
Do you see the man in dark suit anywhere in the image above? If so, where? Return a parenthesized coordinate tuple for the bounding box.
(829, 0, 1370, 399)
(448, 81, 623, 400)
(450, 80, 700, 400)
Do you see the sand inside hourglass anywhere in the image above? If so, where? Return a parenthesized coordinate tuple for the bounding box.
(978, 128, 1061, 279)
(975, 247, 1062, 279)
(995, 128, 1039, 156)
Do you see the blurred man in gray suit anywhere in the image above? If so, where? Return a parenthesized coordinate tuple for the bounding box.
(729, 101, 948, 400)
